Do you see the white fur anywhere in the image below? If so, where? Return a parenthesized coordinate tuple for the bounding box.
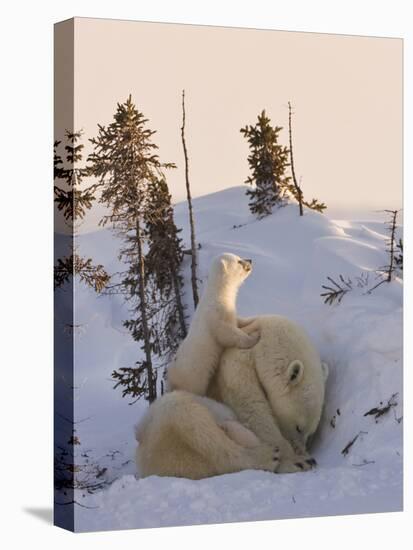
(167, 253, 260, 395)
(135, 315, 327, 478)
(208, 315, 328, 473)
(135, 391, 279, 479)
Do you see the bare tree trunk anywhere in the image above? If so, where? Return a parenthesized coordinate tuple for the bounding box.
(385, 209, 398, 282)
(288, 101, 304, 216)
(135, 216, 156, 402)
(171, 267, 187, 338)
(181, 89, 199, 308)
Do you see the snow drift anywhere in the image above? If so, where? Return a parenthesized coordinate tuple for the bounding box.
(59, 186, 402, 531)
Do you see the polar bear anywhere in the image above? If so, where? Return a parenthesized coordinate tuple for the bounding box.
(135, 315, 326, 478)
(207, 315, 329, 473)
(167, 253, 260, 396)
(135, 391, 281, 479)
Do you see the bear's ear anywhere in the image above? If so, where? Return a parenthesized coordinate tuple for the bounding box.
(321, 362, 329, 383)
(286, 360, 304, 386)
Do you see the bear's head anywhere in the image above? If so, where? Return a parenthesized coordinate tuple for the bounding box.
(267, 359, 329, 454)
(253, 316, 329, 454)
(210, 253, 253, 288)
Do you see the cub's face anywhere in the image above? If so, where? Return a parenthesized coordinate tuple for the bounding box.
(218, 253, 253, 284)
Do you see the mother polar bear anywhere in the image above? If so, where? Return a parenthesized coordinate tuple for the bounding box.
(136, 255, 328, 479)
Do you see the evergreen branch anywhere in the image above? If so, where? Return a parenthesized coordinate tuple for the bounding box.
(320, 275, 353, 305)
(341, 431, 368, 456)
(363, 393, 398, 421)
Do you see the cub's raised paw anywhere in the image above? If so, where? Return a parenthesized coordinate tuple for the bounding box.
(247, 331, 260, 347)
(241, 319, 260, 334)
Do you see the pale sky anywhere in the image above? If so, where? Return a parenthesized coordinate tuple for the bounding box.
(58, 18, 402, 230)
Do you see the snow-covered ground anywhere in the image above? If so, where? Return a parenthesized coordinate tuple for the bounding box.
(55, 186, 402, 531)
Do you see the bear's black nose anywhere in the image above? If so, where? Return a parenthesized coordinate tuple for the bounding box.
(242, 259, 252, 271)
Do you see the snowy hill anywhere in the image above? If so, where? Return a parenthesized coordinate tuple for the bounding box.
(57, 186, 402, 531)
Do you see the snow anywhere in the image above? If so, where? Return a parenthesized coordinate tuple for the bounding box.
(55, 186, 402, 532)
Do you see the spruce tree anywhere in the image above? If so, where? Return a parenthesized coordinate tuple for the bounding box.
(144, 176, 187, 342)
(89, 96, 178, 403)
(110, 177, 187, 402)
(241, 110, 291, 218)
(54, 131, 100, 223)
(54, 132, 109, 292)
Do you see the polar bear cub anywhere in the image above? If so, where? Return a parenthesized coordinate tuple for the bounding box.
(135, 391, 280, 479)
(167, 252, 260, 395)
